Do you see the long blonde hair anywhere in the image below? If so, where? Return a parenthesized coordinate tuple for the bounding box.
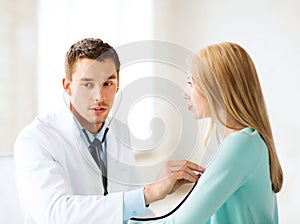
(191, 42, 283, 193)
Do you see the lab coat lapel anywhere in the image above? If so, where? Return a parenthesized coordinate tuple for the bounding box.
(52, 106, 100, 173)
(53, 106, 135, 191)
(106, 126, 135, 191)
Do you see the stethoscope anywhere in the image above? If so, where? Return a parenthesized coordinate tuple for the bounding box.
(63, 88, 122, 195)
(130, 174, 201, 222)
(130, 128, 221, 221)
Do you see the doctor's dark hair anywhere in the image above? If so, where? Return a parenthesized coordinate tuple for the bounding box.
(65, 38, 120, 81)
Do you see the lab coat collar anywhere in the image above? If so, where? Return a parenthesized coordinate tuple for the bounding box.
(43, 105, 101, 173)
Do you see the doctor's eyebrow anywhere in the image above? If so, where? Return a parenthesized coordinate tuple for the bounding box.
(105, 74, 117, 80)
(79, 78, 94, 81)
(78, 73, 117, 81)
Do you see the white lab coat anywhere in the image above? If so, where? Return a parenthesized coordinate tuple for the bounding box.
(14, 105, 140, 224)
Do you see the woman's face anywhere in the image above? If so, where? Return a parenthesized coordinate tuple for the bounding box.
(184, 76, 211, 119)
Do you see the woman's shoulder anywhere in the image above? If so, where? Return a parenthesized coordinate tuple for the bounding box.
(221, 127, 267, 160)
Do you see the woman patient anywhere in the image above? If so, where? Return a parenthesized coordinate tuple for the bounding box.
(130, 42, 283, 224)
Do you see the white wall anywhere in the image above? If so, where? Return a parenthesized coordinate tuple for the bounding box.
(37, 0, 154, 113)
(0, 0, 38, 154)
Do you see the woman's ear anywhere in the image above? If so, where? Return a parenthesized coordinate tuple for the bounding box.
(62, 77, 71, 95)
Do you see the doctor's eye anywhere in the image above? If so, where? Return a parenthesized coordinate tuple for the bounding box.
(104, 82, 112, 87)
(82, 82, 95, 88)
(103, 80, 116, 87)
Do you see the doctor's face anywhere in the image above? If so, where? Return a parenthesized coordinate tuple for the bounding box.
(63, 58, 119, 133)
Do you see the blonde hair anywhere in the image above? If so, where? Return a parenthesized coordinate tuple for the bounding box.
(191, 42, 283, 193)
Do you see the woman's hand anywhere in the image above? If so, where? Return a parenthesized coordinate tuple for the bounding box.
(143, 160, 205, 205)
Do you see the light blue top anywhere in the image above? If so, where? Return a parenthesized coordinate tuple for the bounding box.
(130, 127, 278, 224)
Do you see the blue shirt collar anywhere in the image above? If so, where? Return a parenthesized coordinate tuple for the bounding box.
(73, 116, 109, 146)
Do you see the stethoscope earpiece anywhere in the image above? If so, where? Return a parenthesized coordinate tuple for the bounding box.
(65, 88, 71, 95)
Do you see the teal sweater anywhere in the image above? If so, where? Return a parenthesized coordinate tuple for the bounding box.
(130, 127, 278, 224)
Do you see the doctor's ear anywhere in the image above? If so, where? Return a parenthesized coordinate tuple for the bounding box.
(62, 77, 71, 95)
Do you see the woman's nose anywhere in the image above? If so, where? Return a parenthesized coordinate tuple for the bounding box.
(184, 88, 191, 100)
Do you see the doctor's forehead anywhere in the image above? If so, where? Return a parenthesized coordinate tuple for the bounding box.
(73, 58, 118, 81)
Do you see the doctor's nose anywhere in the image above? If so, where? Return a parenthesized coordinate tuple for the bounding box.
(94, 88, 105, 102)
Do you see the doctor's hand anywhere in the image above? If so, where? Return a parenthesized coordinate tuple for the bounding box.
(143, 160, 205, 205)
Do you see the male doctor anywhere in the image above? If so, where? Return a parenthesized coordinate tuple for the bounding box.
(14, 38, 203, 224)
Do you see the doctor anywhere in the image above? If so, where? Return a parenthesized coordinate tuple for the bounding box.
(14, 38, 203, 224)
